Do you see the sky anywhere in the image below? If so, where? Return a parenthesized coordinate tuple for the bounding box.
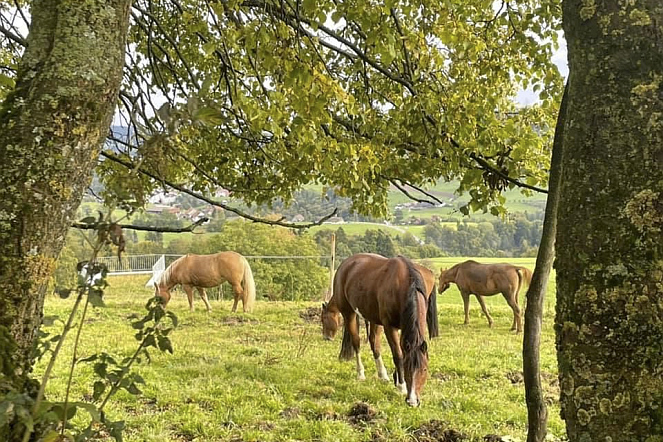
(516, 36, 568, 105)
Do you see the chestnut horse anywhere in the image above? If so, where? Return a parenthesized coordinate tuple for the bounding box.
(438, 260, 532, 333)
(154, 251, 256, 313)
(321, 253, 438, 407)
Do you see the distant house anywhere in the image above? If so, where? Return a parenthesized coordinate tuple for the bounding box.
(148, 191, 178, 205)
(146, 204, 173, 215)
(214, 188, 231, 198)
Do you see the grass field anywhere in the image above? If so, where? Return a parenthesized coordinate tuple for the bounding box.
(37, 258, 563, 442)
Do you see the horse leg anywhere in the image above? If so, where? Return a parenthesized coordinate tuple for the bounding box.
(345, 312, 365, 380)
(475, 295, 493, 328)
(369, 323, 389, 381)
(503, 292, 522, 333)
(231, 282, 243, 313)
(461, 291, 471, 325)
(197, 287, 212, 312)
(182, 284, 195, 312)
(384, 325, 406, 394)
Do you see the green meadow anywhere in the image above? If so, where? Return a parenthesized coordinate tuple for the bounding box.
(37, 258, 563, 442)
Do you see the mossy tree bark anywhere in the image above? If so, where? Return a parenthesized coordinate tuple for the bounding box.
(0, 0, 131, 425)
(556, 1, 663, 440)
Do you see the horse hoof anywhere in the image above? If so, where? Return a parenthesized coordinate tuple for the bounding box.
(357, 374, 366, 381)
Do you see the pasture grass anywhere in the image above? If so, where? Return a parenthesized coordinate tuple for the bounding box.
(38, 260, 563, 442)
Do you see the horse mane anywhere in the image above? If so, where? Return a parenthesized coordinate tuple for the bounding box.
(157, 255, 185, 287)
(399, 256, 428, 372)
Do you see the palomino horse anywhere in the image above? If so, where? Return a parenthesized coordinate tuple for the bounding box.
(321, 253, 438, 407)
(154, 251, 256, 313)
(438, 260, 532, 333)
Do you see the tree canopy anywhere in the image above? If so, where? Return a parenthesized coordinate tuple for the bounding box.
(1, 0, 563, 221)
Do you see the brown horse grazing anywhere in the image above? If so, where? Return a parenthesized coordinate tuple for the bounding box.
(321, 253, 438, 407)
(438, 260, 532, 333)
(154, 251, 256, 313)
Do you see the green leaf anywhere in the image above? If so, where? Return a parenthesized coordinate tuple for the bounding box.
(52, 403, 77, 421)
(143, 334, 157, 348)
(202, 41, 216, 56)
(157, 335, 174, 354)
(193, 107, 226, 125)
(93, 381, 106, 401)
(55, 288, 72, 299)
(166, 311, 179, 327)
(41, 315, 60, 326)
(125, 383, 142, 395)
(78, 354, 98, 364)
(94, 362, 107, 378)
(88, 289, 105, 307)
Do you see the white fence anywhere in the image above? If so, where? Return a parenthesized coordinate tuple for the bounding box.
(97, 253, 335, 291)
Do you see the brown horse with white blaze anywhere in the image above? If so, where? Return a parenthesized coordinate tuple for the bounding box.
(154, 251, 256, 313)
(438, 260, 532, 333)
(321, 253, 438, 407)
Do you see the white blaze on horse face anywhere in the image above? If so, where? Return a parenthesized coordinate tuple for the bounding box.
(355, 352, 366, 381)
(406, 385, 419, 407)
(375, 356, 389, 380)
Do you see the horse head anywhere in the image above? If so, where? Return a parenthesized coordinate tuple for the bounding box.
(320, 301, 341, 340)
(154, 282, 172, 307)
(403, 338, 429, 407)
(438, 268, 451, 293)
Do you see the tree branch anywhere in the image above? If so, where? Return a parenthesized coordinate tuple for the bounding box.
(385, 177, 444, 206)
(0, 23, 26, 47)
(469, 152, 548, 194)
(72, 217, 209, 233)
(100, 151, 338, 228)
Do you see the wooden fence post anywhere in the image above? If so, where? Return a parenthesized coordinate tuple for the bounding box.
(327, 233, 336, 301)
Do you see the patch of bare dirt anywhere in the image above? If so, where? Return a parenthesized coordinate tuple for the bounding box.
(370, 428, 388, 441)
(299, 307, 321, 323)
(313, 409, 340, 421)
(184, 397, 214, 411)
(433, 372, 458, 382)
(347, 401, 377, 426)
(506, 370, 558, 385)
(505, 370, 524, 384)
(280, 407, 301, 419)
(171, 428, 196, 442)
(412, 420, 468, 442)
(505, 370, 560, 405)
(140, 396, 173, 413)
(256, 421, 275, 431)
(222, 316, 259, 326)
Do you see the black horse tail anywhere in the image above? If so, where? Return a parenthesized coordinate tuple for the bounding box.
(339, 315, 360, 360)
(427, 284, 439, 339)
(399, 257, 428, 370)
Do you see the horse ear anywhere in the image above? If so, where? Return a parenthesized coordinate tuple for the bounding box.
(322, 301, 328, 310)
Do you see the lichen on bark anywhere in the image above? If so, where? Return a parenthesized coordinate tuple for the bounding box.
(0, 1, 132, 439)
(556, 0, 663, 440)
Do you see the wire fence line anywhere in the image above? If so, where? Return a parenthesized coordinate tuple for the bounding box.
(93, 253, 334, 289)
(95, 254, 332, 274)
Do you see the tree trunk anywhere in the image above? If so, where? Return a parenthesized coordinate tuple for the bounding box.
(523, 81, 568, 442)
(0, 0, 131, 437)
(556, 1, 663, 440)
